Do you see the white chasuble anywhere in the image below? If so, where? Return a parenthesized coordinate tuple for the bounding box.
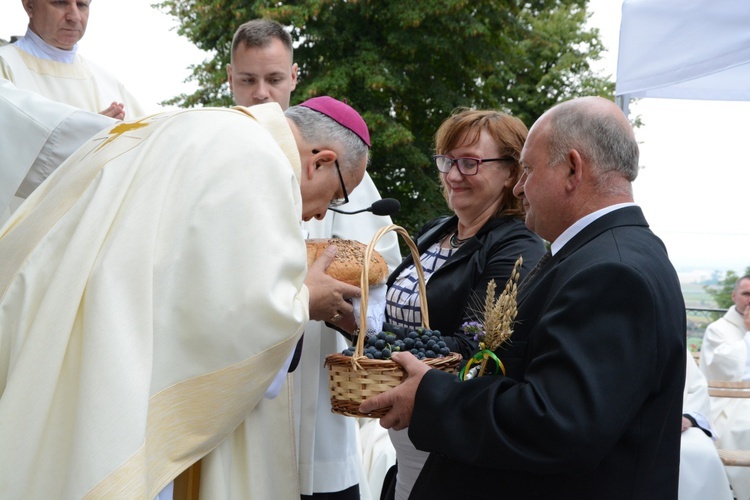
(0, 44, 148, 117)
(0, 103, 307, 498)
(0, 78, 115, 223)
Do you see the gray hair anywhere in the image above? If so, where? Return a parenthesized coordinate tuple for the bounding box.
(546, 100, 640, 189)
(284, 105, 369, 172)
(231, 19, 293, 63)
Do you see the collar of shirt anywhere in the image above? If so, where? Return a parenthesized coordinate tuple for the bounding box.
(550, 202, 637, 256)
(14, 27, 78, 64)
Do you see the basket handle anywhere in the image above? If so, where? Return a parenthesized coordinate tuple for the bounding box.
(355, 224, 430, 359)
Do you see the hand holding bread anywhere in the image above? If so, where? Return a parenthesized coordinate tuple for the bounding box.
(306, 238, 388, 287)
(304, 238, 387, 333)
(304, 243, 358, 332)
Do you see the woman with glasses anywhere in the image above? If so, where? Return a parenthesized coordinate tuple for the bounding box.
(380, 108, 546, 500)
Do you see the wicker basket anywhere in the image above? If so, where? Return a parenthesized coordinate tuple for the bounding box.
(325, 224, 462, 418)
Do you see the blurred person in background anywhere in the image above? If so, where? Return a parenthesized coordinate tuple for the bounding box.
(700, 274, 750, 500)
(681, 349, 733, 500)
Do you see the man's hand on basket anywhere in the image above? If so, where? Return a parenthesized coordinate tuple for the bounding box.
(359, 352, 431, 430)
(306, 244, 361, 331)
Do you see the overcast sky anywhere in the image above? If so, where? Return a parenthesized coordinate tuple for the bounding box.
(2, 0, 748, 276)
(588, 0, 750, 277)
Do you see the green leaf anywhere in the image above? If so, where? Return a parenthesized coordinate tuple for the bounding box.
(156, 0, 612, 236)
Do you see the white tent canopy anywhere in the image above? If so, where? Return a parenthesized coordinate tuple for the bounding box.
(615, 0, 750, 114)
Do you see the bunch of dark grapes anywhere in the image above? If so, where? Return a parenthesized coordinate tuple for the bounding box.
(341, 324, 451, 360)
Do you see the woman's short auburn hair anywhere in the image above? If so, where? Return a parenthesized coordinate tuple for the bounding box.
(435, 108, 528, 219)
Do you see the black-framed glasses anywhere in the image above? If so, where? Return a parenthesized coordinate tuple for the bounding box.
(313, 149, 349, 208)
(329, 159, 349, 207)
(433, 155, 513, 176)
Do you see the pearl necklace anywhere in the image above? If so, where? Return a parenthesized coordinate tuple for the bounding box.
(449, 231, 470, 248)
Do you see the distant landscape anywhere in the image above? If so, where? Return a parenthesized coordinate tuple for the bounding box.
(682, 282, 719, 309)
(682, 282, 722, 352)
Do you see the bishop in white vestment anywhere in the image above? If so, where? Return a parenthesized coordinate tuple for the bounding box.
(0, 103, 314, 498)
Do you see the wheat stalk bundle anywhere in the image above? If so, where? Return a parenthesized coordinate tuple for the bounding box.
(461, 255, 523, 379)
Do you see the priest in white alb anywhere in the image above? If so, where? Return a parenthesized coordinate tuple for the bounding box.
(680, 350, 733, 500)
(700, 275, 750, 500)
(0, 0, 147, 119)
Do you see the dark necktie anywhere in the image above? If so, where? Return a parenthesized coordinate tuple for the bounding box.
(519, 250, 552, 292)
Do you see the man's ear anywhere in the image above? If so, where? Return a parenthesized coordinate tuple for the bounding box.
(305, 149, 338, 181)
(226, 64, 234, 92)
(311, 149, 337, 169)
(22, 0, 33, 16)
(290, 63, 299, 92)
(565, 149, 584, 191)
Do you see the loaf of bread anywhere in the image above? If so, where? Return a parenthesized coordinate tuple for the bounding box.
(306, 238, 388, 286)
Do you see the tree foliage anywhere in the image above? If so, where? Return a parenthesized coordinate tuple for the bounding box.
(156, 0, 613, 234)
(705, 266, 750, 310)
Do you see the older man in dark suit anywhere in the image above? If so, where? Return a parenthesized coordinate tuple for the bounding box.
(360, 96, 686, 499)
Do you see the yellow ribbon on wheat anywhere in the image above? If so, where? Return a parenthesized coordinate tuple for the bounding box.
(460, 349, 505, 380)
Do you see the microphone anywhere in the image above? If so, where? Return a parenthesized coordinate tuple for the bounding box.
(329, 198, 401, 216)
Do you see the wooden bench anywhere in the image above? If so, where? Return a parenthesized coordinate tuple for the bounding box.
(707, 380, 750, 467)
